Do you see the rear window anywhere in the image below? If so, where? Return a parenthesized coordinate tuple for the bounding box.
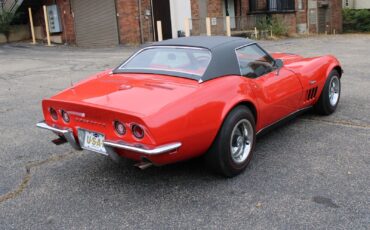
(118, 47, 212, 77)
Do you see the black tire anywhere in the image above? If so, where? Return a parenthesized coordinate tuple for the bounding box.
(315, 70, 341, 115)
(205, 106, 256, 177)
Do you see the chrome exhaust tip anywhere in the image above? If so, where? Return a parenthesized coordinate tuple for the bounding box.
(134, 160, 153, 170)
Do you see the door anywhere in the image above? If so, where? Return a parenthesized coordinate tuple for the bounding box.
(153, 0, 172, 40)
(236, 44, 303, 128)
(72, 0, 119, 47)
(251, 69, 303, 128)
(223, 0, 236, 29)
(317, 7, 328, 33)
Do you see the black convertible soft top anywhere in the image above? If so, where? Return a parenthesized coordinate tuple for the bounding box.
(115, 36, 257, 82)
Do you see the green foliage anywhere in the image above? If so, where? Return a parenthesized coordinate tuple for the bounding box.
(270, 16, 289, 36)
(256, 16, 271, 31)
(343, 8, 370, 32)
(0, 9, 18, 41)
(256, 15, 289, 37)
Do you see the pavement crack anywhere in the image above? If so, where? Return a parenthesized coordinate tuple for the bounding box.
(0, 108, 14, 114)
(301, 117, 370, 130)
(0, 151, 76, 204)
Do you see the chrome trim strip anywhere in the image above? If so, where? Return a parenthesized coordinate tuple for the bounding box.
(37, 121, 181, 157)
(256, 106, 312, 136)
(103, 141, 181, 155)
(36, 121, 82, 150)
(36, 121, 69, 134)
(309, 80, 317, 85)
(66, 111, 85, 118)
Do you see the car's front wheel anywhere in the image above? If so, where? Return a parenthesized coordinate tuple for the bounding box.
(315, 69, 341, 115)
(205, 106, 256, 177)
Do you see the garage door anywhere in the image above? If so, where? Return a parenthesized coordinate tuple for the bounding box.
(72, 0, 119, 47)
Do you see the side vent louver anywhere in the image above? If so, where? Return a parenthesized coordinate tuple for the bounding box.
(306, 87, 318, 101)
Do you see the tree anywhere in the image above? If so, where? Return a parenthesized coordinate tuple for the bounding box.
(0, 9, 18, 42)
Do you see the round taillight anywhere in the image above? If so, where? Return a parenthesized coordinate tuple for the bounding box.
(49, 107, 58, 120)
(61, 110, 70, 123)
(114, 121, 126, 136)
(132, 124, 144, 139)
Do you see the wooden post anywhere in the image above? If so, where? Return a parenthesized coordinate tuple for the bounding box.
(206, 17, 211, 36)
(226, 16, 231, 37)
(28, 8, 36, 44)
(333, 29, 336, 35)
(254, 27, 258, 39)
(270, 26, 273, 37)
(43, 5, 51, 46)
(156, 21, 163, 41)
(184, 18, 190, 37)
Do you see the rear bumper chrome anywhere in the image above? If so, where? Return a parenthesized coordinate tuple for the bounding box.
(36, 121, 82, 150)
(103, 141, 181, 155)
(36, 121, 181, 156)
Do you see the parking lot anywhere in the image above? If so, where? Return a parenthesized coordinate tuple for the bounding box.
(0, 34, 369, 229)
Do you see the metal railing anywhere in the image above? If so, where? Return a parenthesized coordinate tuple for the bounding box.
(188, 15, 268, 37)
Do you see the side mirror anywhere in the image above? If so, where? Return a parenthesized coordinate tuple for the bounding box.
(274, 59, 284, 69)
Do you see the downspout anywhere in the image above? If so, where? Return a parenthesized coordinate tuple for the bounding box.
(239, 0, 242, 16)
(138, 0, 144, 43)
(306, 0, 309, 34)
(150, 0, 155, 41)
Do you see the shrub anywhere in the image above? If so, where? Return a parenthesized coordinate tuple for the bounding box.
(271, 16, 289, 36)
(343, 8, 370, 32)
(256, 15, 289, 37)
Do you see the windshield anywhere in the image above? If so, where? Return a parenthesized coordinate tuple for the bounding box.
(117, 47, 212, 78)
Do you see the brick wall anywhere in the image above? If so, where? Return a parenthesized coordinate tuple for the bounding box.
(330, 0, 343, 33)
(116, 0, 154, 44)
(34, 0, 343, 45)
(56, 0, 75, 43)
(191, 0, 200, 18)
(116, 0, 140, 45)
(32, 0, 75, 43)
(208, 0, 223, 17)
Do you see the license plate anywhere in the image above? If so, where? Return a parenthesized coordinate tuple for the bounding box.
(78, 129, 107, 155)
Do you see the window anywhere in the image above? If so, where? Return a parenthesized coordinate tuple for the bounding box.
(249, 0, 295, 13)
(298, 0, 304, 10)
(119, 47, 212, 78)
(236, 44, 274, 78)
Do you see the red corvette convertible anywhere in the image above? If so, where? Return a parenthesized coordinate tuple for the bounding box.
(37, 36, 342, 177)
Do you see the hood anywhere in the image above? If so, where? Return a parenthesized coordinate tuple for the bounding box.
(271, 52, 304, 65)
(50, 72, 199, 117)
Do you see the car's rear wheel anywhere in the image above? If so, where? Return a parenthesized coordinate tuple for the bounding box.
(315, 69, 341, 115)
(205, 106, 256, 177)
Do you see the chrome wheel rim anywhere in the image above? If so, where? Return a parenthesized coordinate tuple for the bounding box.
(329, 76, 340, 106)
(230, 119, 253, 164)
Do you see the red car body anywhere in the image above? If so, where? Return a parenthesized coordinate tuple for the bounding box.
(37, 37, 342, 169)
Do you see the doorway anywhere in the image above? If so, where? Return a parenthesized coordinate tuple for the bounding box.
(317, 6, 328, 33)
(152, 0, 173, 40)
(223, 0, 236, 29)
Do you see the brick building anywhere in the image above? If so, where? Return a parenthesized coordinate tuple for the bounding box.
(190, 0, 342, 35)
(25, 0, 342, 46)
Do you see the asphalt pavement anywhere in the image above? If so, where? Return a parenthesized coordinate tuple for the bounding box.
(0, 34, 369, 229)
